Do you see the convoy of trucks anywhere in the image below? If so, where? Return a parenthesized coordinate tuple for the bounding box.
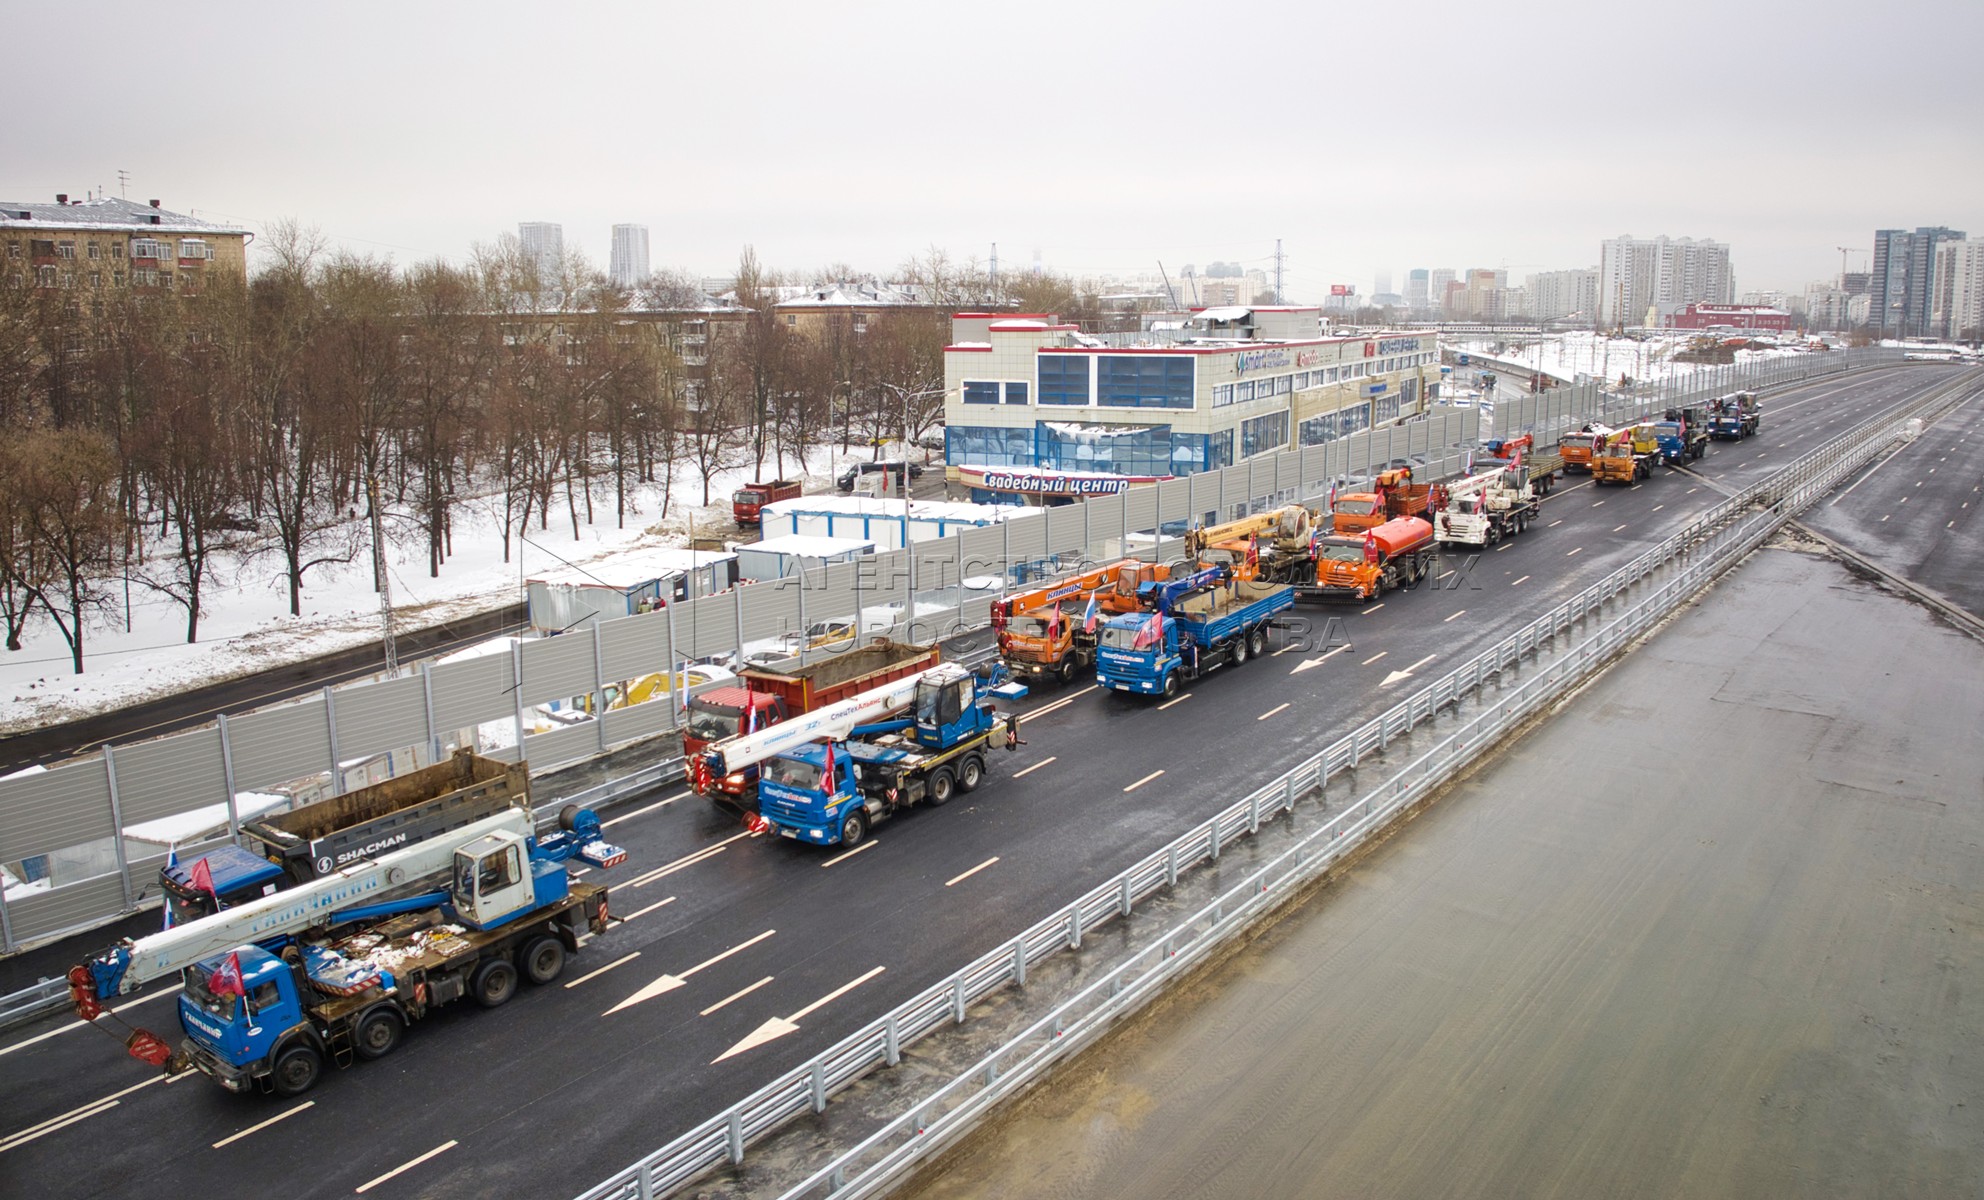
(684, 640, 941, 805)
(71, 786, 625, 1096)
(990, 559, 1154, 685)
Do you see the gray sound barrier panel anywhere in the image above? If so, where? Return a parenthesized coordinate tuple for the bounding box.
(740, 579, 801, 644)
(1155, 478, 1192, 527)
(597, 613, 671, 685)
(518, 632, 599, 710)
(428, 653, 513, 738)
(1042, 505, 1085, 558)
(1123, 488, 1158, 534)
(602, 698, 673, 746)
(111, 726, 227, 825)
(668, 593, 734, 662)
(522, 722, 599, 773)
(1218, 466, 1250, 513)
(1004, 515, 1047, 565)
(9, 871, 128, 945)
(0, 758, 113, 862)
(330, 674, 429, 765)
(913, 545, 959, 593)
(227, 699, 335, 794)
(957, 526, 1005, 581)
(957, 595, 995, 629)
(798, 564, 860, 633)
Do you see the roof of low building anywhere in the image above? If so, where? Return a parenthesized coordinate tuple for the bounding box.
(0, 195, 251, 236)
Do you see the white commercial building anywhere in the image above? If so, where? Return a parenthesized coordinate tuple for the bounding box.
(609, 224, 650, 289)
(518, 221, 563, 279)
(1598, 235, 1734, 327)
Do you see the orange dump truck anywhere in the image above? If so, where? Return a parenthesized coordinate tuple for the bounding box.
(1298, 515, 1436, 602)
(1557, 425, 1613, 474)
(1331, 468, 1431, 535)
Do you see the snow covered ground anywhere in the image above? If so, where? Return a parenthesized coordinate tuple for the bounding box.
(0, 443, 911, 735)
(1452, 330, 1817, 386)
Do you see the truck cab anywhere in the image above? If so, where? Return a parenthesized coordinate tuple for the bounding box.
(732, 479, 801, 525)
(682, 686, 790, 801)
(177, 945, 313, 1094)
(164, 845, 289, 924)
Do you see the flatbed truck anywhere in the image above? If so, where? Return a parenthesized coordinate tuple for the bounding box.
(1094, 568, 1294, 699)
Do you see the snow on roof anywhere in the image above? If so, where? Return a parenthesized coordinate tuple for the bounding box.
(437, 635, 522, 665)
(947, 341, 993, 349)
(528, 545, 736, 588)
(0, 195, 250, 235)
(741, 534, 877, 557)
(1193, 306, 1254, 323)
(759, 495, 1042, 524)
(122, 792, 294, 847)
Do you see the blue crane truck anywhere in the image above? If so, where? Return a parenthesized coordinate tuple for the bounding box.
(1093, 567, 1294, 699)
(1709, 392, 1760, 440)
(1654, 406, 1709, 465)
(70, 804, 625, 1097)
(752, 663, 1027, 847)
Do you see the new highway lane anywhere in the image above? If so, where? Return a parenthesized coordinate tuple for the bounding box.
(2, 365, 1972, 1200)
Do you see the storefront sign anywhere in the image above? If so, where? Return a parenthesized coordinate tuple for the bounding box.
(1377, 336, 1421, 354)
(983, 472, 1134, 495)
(1233, 348, 1291, 376)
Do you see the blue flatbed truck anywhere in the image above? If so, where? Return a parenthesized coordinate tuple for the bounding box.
(753, 663, 1027, 846)
(1093, 568, 1295, 699)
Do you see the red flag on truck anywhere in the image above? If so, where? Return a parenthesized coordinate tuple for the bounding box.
(188, 856, 217, 903)
(208, 951, 245, 997)
(1132, 611, 1163, 650)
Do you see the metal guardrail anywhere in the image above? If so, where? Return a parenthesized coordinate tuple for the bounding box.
(575, 366, 1967, 1200)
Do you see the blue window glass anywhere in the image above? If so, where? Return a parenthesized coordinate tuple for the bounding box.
(1338, 402, 1372, 435)
(963, 381, 999, 405)
(1037, 356, 1090, 406)
(1240, 412, 1289, 459)
(947, 425, 1034, 468)
(1034, 421, 1172, 476)
(1004, 381, 1029, 405)
(1299, 412, 1339, 446)
(1167, 431, 1232, 473)
(1096, 356, 1194, 409)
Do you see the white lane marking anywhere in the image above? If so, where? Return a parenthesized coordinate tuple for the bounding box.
(1566, 547, 1584, 557)
(621, 829, 756, 888)
(355, 1140, 458, 1193)
(1592, 499, 1606, 507)
(1652, 504, 1665, 512)
(1443, 610, 1466, 623)
(619, 896, 677, 923)
(1156, 693, 1192, 711)
(1881, 515, 1891, 522)
(1291, 645, 1350, 675)
(714, 967, 889, 1063)
(1018, 685, 1097, 724)
(1916, 480, 1923, 486)
(1495, 543, 1512, 552)
(1012, 756, 1056, 778)
(1778, 442, 1788, 448)
(1363, 651, 1387, 665)
(1548, 519, 1563, 527)
(564, 951, 640, 989)
(213, 1101, 313, 1149)
(1436, 569, 1456, 580)
(0, 1100, 119, 1153)
(602, 790, 691, 828)
(1512, 575, 1531, 586)
(1950, 520, 1957, 528)
(1612, 524, 1628, 532)
(1, 984, 185, 1059)
(1123, 770, 1165, 793)
(1900, 495, 1908, 504)
(945, 857, 1001, 887)
(1687, 487, 1699, 494)
(607, 929, 780, 1015)
(1361, 602, 1385, 614)
(1256, 703, 1290, 721)
(701, 976, 775, 1017)
(821, 841, 877, 868)
(1380, 653, 1439, 687)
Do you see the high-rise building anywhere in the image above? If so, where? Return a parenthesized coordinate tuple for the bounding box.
(1527, 268, 1599, 322)
(1931, 238, 1984, 339)
(1598, 235, 1733, 327)
(609, 224, 650, 289)
(1373, 268, 1392, 299)
(1429, 268, 1456, 297)
(1872, 226, 1966, 337)
(1405, 269, 1430, 310)
(518, 221, 563, 279)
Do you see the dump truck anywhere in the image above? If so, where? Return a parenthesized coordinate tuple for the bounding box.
(1094, 567, 1294, 699)
(750, 663, 1028, 847)
(732, 479, 802, 526)
(1300, 516, 1436, 602)
(70, 804, 626, 1097)
(1331, 468, 1431, 535)
(1654, 407, 1709, 465)
(1591, 426, 1654, 486)
(163, 751, 531, 925)
(1557, 425, 1613, 474)
(684, 639, 940, 804)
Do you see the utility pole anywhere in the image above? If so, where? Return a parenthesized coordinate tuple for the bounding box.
(367, 476, 399, 677)
(1274, 239, 1285, 304)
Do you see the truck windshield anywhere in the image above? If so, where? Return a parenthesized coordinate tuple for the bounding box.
(1097, 624, 1149, 650)
(767, 757, 823, 790)
(184, 967, 239, 1021)
(1654, 422, 1680, 436)
(1008, 615, 1056, 638)
(1560, 434, 1594, 451)
(1316, 544, 1366, 563)
(1334, 498, 1377, 516)
(732, 491, 758, 505)
(683, 706, 743, 742)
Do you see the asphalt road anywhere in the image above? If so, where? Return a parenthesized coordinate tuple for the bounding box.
(0, 365, 1966, 1200)
(893, 546, 1984, 1200)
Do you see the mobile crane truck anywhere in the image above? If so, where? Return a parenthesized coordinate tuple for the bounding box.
(1709, 392, 1761, 440)
(1094, 566, 1294, 699)
(1483, 434, 1564, 495)
(1557, 424, 1613, 474)
(1654, 407, 1709, 465)
(1431, 464, 1540, 548)
(68, 804, 625, 1097)
(991, 559, 1150, 685)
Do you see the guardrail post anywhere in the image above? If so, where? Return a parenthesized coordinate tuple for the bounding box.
(1284, 775, 1297, 812)
(1209, 820, 1222, 860)
(1166, 845, 1179, 886)
(1119, 875, 1133, 916)
(1067, 905, 1082, 949)
(727, 1111, 745, 1165)
(952, 976, 968, 1024)
(811, 1060, 828, 1113)
(1013, 939, 1027, 987)
(885, 1013, 901, 1065)
(1248, 792, 1261, 833)
(636, 1162, 655, 1200)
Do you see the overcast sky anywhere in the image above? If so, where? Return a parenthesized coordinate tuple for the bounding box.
(6, 0, 1980, 297)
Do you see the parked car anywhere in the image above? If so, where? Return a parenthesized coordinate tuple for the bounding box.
(835, 461, 924, 492)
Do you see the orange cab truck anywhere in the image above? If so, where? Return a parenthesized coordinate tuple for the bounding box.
(991, 560, 1154, 685)
(1557, 425, 1612, 474)
(1300, 515, 1436, 602)
(1591, 426, 1653, 485)
(684, 640, 940, 805)
(1330, 468, 1431, 534)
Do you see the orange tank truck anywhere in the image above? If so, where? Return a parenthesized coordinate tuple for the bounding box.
(1298, 515, 1436, 602)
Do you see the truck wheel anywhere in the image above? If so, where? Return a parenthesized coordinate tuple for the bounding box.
(957, 756, 984, 793)
(1248, 626, 1268, 659)
(1230, 637, 1247, 666)
(839, 810, 869, 846)
(1161, 672, 1178, 699)
(927, 768, 957, 806)
(522, 936, 566, 985)
(1057, 659, 1076, 685)
(354, 1009, 403, 1060)
(471, 959, 518, 1009)
(271, 1044, 322, 1097)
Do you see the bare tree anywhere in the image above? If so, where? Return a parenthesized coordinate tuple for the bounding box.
(9, 428, 123, 673)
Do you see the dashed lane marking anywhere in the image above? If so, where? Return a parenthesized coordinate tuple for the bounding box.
(1361, 602, 1384, 614)
(213, 1101, 313, 1149)
(1548, 519, 1563, 527)
(1157, 693, 1192, 711)
(1512, 575, 1531, 586)
(1612, 524, 1627, 532)
(1443, 610, 1466, 623)
(701, 976, 774, 1017)
(1566, 547, 1584, 557)
(1363, 651, 1387, 665)
(821, 841, 877, 868)
(564, 952, 641, 989)
(619, 896, 677, 923)
(0, 984, 185, 1058)
(945, 857, 1001, 887)
(355, 1141, 458, 1194)
(1256, 703, 1289, 721)
(1123, 770, 1165, 793)
(1012, 756, 1056, 778)
(1652, 504, 1664, 512)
